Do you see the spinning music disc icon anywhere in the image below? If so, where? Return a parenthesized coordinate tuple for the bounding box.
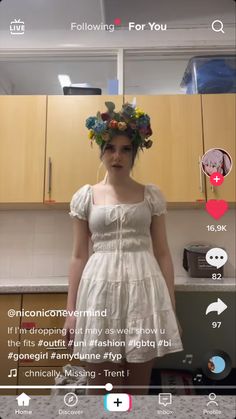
(202, 350, 232, 380)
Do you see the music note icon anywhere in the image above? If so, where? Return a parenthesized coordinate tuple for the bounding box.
(193, 374, 203, 383)
(182, 354, 193, 364)
(8, 368, 17, 378)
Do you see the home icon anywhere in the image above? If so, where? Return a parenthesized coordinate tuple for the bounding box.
(16, 392, 31, 407)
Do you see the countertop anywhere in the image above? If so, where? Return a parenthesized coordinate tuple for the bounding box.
(0, 277, 235, 294)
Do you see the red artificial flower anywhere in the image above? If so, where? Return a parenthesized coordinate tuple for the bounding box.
(109, 120, 118, 129)
(146, 125, 152, 137)
(101, 112, 110, 121)
(139, 127, 147, 135)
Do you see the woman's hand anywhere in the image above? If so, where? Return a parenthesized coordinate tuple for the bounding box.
(63, 315, 76, 350)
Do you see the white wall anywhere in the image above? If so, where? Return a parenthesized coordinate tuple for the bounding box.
(0, 59, 116, 94)
(0, 71, 13, 94)
(0, 208, 234, 279)
(0, 56, 191, 94)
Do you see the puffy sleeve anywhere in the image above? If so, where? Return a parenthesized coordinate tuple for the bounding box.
(69, 184, 91, 220)
(146, 184, 167, 216)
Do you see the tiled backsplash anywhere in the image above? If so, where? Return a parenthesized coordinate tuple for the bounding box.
(0, 209, 235, 279)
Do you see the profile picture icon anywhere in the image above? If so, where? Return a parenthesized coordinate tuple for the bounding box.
(201, 148, 232, 177)
(203, 350, 232, 381)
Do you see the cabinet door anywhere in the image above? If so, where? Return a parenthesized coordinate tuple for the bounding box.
(20, 294, 85, 373)
(201, 94, 236, 202)
(125, 95, 205, 202)
(19, 330, 80, 367)
(45, 96, 123, 203)
(0, 96, 47, 203)
(21, 293, 67, 328)
(0, 294, 21, 395)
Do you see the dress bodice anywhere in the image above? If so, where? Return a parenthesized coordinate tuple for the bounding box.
(69, 184, 167, 254)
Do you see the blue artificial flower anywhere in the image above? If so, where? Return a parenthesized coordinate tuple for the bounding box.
(85, 116, 97, 129)
(137, 115, 150, 127)
(93, 120, 107, 134)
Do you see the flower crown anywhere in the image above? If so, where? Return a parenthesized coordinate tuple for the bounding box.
(85, 102, 153, 150)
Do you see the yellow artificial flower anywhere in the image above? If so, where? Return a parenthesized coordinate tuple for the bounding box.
(88, 130, 94, 139)
(134, 107, 144, 118)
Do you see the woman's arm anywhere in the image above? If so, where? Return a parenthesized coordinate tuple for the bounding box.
(150, 214, 176, 311)
(64, 217, 90, 347)
(66, 218, 90, 311)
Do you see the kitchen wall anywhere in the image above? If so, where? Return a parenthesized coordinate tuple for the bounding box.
(0, 72, 13, 94)
(0, 208, 234, 280)
(0, 56, 190, 95)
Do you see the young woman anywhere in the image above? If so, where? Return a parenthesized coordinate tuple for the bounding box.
(64, 102, 183, 395)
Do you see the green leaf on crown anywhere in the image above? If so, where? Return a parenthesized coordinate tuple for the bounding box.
(96, 111, 102, 120)
(105, 102, 116, 113)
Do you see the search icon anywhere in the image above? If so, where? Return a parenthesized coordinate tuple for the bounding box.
(211, 20, 225, 34)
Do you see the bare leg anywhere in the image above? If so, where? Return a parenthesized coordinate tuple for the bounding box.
(84, 361, 126, 395)
(121, 359, 155, 395)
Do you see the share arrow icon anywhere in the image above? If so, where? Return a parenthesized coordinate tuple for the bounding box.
(206, 298, 228, 315)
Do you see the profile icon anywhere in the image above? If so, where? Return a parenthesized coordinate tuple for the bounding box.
(207, 393, 218, 406)
(201, 148, 232, 177)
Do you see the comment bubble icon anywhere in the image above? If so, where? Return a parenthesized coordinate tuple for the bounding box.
(158, 393, 172, 407)
(206, 248, 228, 269)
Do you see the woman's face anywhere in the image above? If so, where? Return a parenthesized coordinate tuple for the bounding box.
(102, 135, 133, 175)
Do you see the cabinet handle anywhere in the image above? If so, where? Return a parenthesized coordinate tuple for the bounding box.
(199, 156, 204, 193)
(48, 157, 52, 195)
(21, 322, 36, 329)
(211, 185, 215, 193)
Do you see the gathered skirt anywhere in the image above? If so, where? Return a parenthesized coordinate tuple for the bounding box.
(73, 250, 183, 363)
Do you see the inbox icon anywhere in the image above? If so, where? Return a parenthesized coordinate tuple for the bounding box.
(159, 392, 172, 406)
(10, 19, 25, 35)
(104, 393, 132, 412)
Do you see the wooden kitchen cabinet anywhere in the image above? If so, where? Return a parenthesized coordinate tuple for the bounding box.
(0, 294, 21, 395)
(1, 95, 234, 205)
(201, 94, 236, 202)
(0, 293, 86, 395)
(21, 293, 67, 328)
(19, 330, 74, 367)
(125, 95, 205, 202)
(20, 293, 68, 368)
(0, 96, 47, 203)
(45, 96, 123, 203)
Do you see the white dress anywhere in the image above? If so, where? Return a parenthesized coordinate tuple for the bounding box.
(69, 183, 183, 363)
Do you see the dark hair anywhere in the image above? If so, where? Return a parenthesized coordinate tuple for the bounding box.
(99, 131, 140, 169)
